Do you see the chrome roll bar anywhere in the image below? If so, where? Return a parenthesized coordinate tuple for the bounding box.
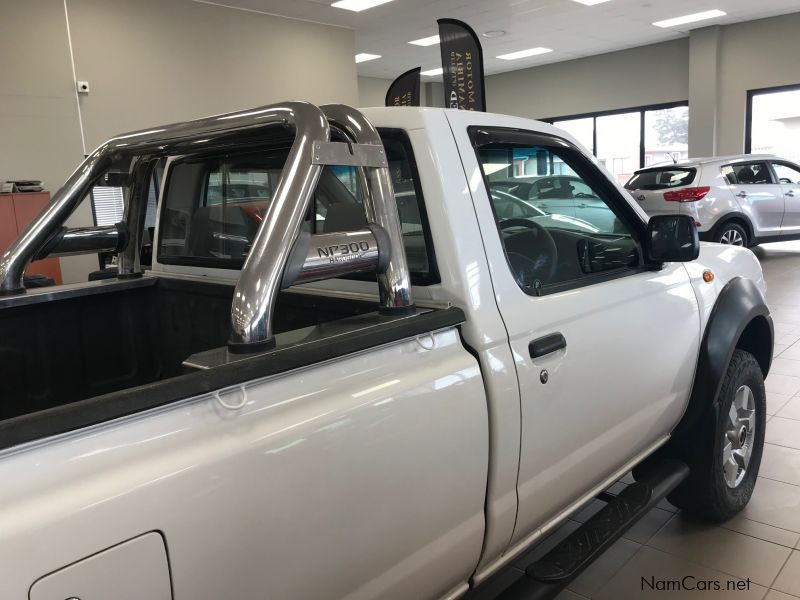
(0, 101, 414, 352)
(321, 104, 414, 314)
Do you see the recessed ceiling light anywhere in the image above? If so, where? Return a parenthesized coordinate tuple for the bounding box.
(572, 0, 612, 4)
(420, 67, 443, 76)
(497, 47, 553, 60)
(331, 0, 393, 12)
(409, 35, 440, 46)
(482, 30, 506, 38)
(653, 9, 726, 28)
(355, 53, 381, 63)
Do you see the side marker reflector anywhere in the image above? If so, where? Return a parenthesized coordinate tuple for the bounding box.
(703, 270, 714, 283)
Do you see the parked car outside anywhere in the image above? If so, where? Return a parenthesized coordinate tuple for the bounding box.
(625, 154, 800, 247)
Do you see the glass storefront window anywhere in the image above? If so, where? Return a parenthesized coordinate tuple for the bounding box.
(749, 87, 800, 163)
(596, 112, 640, 185)
(644, 106, 689, 167)
(552, 117, 594, 154)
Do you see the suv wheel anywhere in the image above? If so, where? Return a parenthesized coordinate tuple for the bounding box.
(668, 349, 766, 522)
(714, 222, 748, 247)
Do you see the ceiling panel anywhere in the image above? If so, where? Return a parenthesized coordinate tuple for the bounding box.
(194, 0, 800, 78)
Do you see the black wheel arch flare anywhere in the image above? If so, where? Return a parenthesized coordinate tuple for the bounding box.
(673, 276, 773, 438)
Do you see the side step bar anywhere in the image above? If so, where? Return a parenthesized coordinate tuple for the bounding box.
(498, 460, 689, 600)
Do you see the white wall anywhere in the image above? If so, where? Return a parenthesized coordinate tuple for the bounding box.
(716, 12, 800, 155)
(485, 39, 690, 120)
(484, 12, 800, 160)
(0, 0, 358, 283)
(358, 77, 445, 108)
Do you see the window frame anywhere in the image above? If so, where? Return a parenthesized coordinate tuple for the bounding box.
(543, 101, 689, 170)
(469, 125, 650, 297)
(155, 128, 440, 286)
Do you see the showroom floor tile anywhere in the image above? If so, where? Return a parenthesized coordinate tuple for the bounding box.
(480, 242, 800, 599)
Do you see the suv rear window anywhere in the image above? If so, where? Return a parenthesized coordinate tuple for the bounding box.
(157, 129, 437, 285)
(625, 168, 696, 191)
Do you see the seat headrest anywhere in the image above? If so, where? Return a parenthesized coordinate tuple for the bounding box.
(323, 203, 367, 233)
(737, 167, 756, 184)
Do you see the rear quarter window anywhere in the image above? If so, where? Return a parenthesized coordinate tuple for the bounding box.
(625, 168, 696, 191)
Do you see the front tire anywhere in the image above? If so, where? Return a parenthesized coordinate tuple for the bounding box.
(714, 222, 748, 247)
(668, 349, 766, 522)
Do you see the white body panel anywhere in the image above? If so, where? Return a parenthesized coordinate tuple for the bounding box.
(0, 330, 488, 600)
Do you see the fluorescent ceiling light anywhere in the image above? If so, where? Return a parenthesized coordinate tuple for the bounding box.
(355, 53, 381, 63)
(653, 9, 726, 28)
(409, 35, 440, 46)
(420, 67, 443, 76)
(572, 0, 612, 4)
(497, 47, 553, 60)
(331, 0, 393, 12)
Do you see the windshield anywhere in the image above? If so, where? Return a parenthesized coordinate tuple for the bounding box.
(625, 168, 696, 191)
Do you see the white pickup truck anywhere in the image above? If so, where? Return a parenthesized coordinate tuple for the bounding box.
(0, 103, 773, 600)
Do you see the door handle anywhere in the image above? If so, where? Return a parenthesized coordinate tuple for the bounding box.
(577, 203, 587, 208)
(736, 191, 747, 198)
(529, 332, 567, 358)
(787, 191, 795, 198)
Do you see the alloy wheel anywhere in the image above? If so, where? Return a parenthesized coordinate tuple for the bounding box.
(722, 385, 756, 488)
(719, 228, 744, 246)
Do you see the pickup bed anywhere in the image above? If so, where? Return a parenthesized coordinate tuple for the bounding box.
(0, 103, 773, 600)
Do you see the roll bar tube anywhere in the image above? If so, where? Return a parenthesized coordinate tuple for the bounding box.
(321, 104, 414, 314)
(0, 101, 414, 353)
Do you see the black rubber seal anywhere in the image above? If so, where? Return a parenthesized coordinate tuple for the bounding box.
(227, 336, 277, 354)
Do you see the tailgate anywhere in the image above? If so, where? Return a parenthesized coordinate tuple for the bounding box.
(625, 166, 699, 218)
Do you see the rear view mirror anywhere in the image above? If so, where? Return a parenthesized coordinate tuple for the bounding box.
(646, 214, 699, 263)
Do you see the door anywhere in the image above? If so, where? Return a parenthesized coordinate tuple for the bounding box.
(464, 124, 700, 545)
(770, 161, 800, 234)
(721, 162, 784, 237)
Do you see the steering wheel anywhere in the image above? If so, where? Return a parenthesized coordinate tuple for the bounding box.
(498, 218, 558, 290)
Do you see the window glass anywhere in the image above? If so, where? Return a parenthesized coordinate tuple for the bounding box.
(158, 132, 434, 282)
(772, 162, 800, 185)
(625, 168, 696, 191)
(475, 138, 640, 294)
(596, 112, 641, 185)
(750, 88, 800, 163)
(644, 106, 689, 167)
(721, 162, 773, 185)
(552, 117, 594, 153)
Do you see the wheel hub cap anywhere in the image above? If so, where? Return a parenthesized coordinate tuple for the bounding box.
(720, 229, 744, 246)
(722, 385, 756, 488)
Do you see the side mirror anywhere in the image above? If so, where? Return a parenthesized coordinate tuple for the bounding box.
(646, 214, 699, 263)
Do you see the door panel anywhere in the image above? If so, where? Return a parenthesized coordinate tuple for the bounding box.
(509, 266, 698, 542)
(772, 162, 800, 234)
(464, 124, 700, 548)
(722, 163, 783, 236)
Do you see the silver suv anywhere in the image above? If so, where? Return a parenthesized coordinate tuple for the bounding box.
(625, 154, 800, 246)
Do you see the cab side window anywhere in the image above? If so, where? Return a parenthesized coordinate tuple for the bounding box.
(474, 134, 642, 295)
(722, 162, 774, 185)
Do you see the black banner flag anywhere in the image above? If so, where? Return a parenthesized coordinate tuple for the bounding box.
(437, 18, 486, 111)
(385, 67, 421, 107)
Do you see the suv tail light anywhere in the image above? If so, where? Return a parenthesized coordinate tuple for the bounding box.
(663, 186, 710, 202)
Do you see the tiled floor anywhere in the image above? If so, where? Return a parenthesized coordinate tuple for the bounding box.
(479, 241, 800, 600)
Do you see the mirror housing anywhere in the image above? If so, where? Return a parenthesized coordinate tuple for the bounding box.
(645, 214, 700, 263)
